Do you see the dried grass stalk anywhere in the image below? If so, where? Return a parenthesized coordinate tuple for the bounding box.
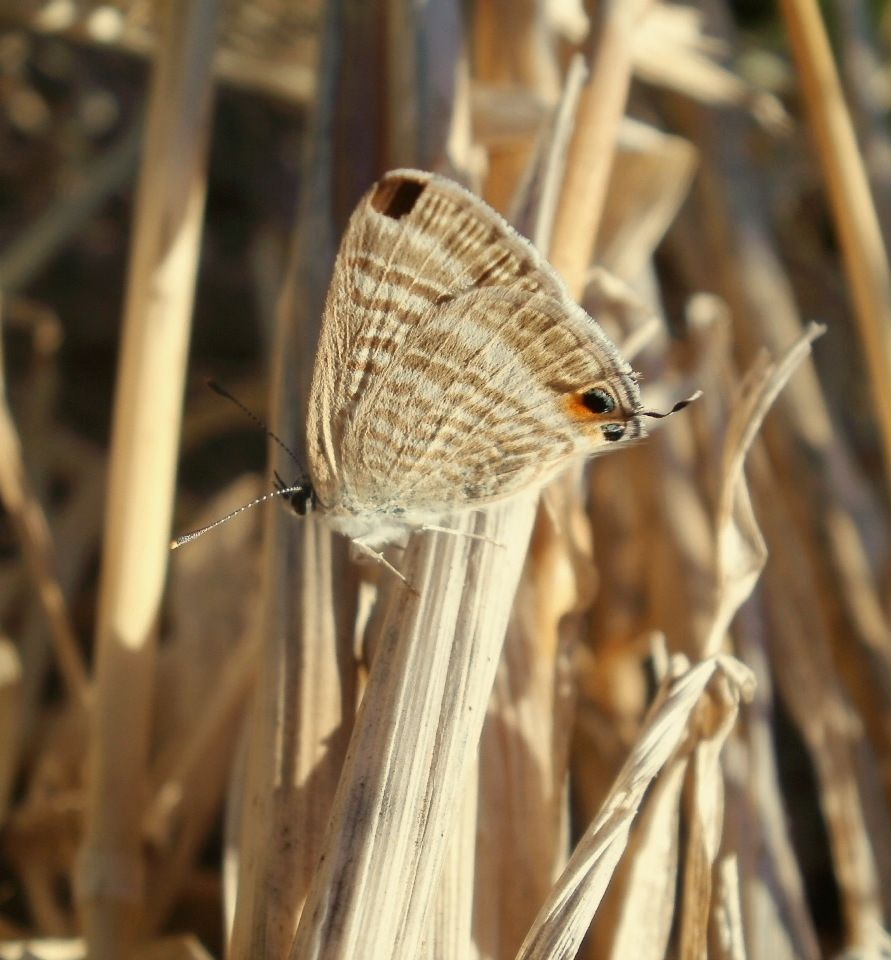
(76, 2, 222, 956)
(549, 0, 654, 296)
(779, 0, 891, 489)
(226, 0, 356, 953)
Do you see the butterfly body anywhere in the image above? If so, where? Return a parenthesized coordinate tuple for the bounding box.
(306, 170, 644, 550)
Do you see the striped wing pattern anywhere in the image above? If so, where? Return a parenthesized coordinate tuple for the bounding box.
(307, 170, 642, 536)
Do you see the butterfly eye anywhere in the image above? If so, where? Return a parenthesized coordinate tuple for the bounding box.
(581, 387, 616, 415)
(602, 423, 626, 442)
(289, 486, 315, 516)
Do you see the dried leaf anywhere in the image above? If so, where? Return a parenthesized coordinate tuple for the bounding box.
(702, 322, 825, 656)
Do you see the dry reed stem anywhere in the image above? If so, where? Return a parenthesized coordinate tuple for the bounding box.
(227, 515, 356, 960)
(530, 55, 586, 256)
(226, 0, 357, 954)
(472, 0, 560, 213)
(288, 498, 537, 960)
(516, 655, 754, 960)
(778, 0, 891, 491)
(832, 0, 891, 246)
(76, 2, 221, 956)
(548, 0, 653, 297)
(0, 329, 87, 706)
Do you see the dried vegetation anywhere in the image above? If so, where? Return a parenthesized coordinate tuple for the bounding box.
(0, 1, 890, 959)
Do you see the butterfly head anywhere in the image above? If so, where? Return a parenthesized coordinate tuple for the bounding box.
(567, 374, 644, 446)
(282, 479, 316, 517)
(568, 375, 699, 448)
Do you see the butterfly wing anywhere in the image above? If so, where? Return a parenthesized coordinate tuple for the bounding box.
(306, 170, 642, 530)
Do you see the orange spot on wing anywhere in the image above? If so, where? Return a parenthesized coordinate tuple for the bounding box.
(565, 394, 597, 423)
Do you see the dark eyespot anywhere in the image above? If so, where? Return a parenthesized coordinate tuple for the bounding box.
(581, 387, 616, 415)
(602, 423, 626, 442)
(370, 177, 426, 219)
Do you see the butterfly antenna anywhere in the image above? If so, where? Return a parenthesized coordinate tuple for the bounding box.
(207, 380, 307, 476)
(170, 484, 310, 550)
(641, 389, 703, 419)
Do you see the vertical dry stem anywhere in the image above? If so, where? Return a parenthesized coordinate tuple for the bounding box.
(779, 0, 891, 491)
(76, 3, 221, 956)
(227, 1, 358, 954)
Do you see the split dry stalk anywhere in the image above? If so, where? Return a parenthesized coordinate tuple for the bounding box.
(474, 507, 582, 959)
(778, 0, 891, 492)
(76, 2, 221, 957)
(288, 499, 537, 960)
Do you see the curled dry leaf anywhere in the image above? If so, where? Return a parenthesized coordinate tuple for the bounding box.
(702, 321, 825, 657)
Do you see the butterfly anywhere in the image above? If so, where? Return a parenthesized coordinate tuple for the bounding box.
(174, 170, 691, 571)
(301, 169, 674, 558)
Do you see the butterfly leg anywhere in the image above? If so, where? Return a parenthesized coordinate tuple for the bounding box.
(419, 524, 505, 549)
(350, 537, 419, 596)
